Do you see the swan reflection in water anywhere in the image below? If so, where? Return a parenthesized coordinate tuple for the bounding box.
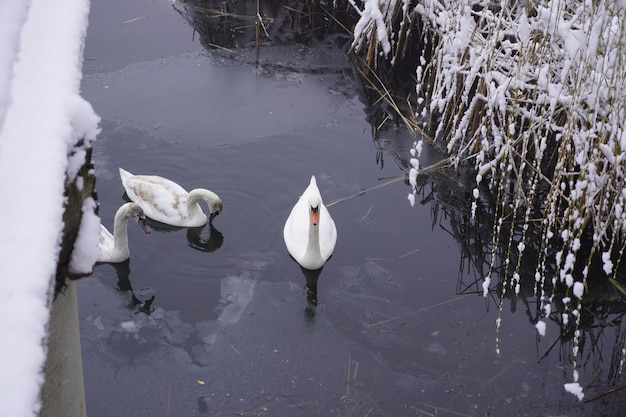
(97, 259, 156, 315)
(141, 217, 224, 253)
(300, 266, 323, 321)
(187, 223, 224, 253)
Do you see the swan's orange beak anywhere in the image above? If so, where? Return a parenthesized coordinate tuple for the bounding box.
(310, 206, 319, 226)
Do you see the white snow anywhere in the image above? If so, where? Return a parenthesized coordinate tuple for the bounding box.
(573, 281, 585, 299)
(602, 251, 614, 276)
(564, 382, 585, 401)
(349, 0, 395, 56)
(535, 320, 546, 337)
(0, 1, 30, 130)
(69, 197, 101, 273)
(482, 276, 490, 297)
(0, 0, 99, 416)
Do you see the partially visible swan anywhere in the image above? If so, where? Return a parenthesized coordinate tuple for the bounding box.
(98, 202, 150, 263)
(119, 167, 222, 227)
(283, 175, 337, 270)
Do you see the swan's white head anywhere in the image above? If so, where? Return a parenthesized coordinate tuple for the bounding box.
(308, 195, 321, 226)
(125, 203, 150, 234)
(209, 197, 222, 223)
(189, 189, 223, 224)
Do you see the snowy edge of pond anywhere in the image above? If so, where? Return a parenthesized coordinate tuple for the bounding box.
(0, 1, 100, 416)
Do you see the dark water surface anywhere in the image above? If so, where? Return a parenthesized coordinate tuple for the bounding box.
(78, 1, 625, 416)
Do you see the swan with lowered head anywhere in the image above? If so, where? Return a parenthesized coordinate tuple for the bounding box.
(98, 202, 150, 263)
(119, 167, 222, 227)
(283, 175, 337, 270)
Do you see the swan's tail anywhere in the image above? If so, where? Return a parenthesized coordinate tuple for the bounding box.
(119, 167, 133, 185)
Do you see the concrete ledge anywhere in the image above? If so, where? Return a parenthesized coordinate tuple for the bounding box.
(40, 282, 87, 417)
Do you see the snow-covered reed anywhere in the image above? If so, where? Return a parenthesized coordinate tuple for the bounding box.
(350, 0, 626, 400)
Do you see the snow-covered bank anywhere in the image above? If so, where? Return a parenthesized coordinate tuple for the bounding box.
(0, 0, 99, 416)
(349, 0, 626, 401)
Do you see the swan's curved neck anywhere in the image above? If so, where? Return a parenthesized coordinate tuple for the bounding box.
(112, 208, 130, 250)
(188, 189, 218, 218)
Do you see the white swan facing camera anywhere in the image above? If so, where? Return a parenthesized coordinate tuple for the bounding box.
(119, 167, 222, 227)
(283, 175, 337, 270)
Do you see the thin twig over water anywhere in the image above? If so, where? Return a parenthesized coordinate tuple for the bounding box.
(327, 177, 404, 207)
(326, 158, 455, 208)
(368, 294, 470, 327)
(583, 385, 625, 403)
(121, 11, 161, 25)
(165, 382, 173, 417)
(365, 247, 421, 262)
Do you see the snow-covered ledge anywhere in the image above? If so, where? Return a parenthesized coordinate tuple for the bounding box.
(0, 1, 100, 416)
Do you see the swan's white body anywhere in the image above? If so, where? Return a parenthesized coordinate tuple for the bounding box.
(119, 168, 222, 227)
(98, 202, 150, 263)
(283, 175, 337, 270)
